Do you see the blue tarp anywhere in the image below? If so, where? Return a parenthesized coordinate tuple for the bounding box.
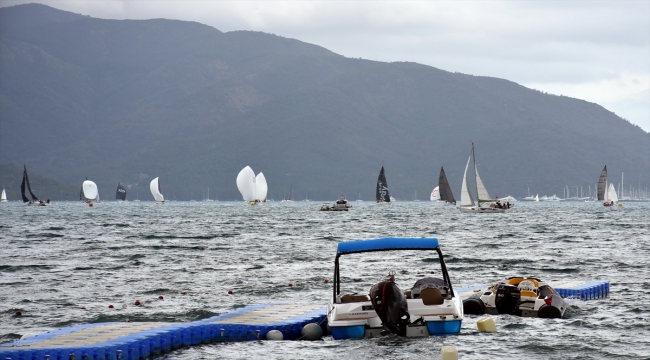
(336, 238, 439, 255)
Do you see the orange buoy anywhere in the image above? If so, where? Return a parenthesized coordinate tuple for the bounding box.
(89, 203, 93, 207)
(134, 300, 141, 306)
(228, 290, 233, 295)
(108, 304, 114, 308)
(158, 296, 164, 300)
(288, 283, 293, 287)
(324, 279, 329, 283)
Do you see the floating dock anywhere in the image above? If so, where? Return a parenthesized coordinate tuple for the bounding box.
(457, 280, 610, 301)
(0, 304, 326, 360)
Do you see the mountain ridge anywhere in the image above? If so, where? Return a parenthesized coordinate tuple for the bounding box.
(1, 3, 648, 201)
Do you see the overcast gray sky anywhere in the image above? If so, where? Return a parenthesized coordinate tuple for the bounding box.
(2, 0, 648, 131)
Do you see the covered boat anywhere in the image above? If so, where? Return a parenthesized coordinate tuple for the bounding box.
(462, 277, 566, 318)
(150, 177, 165, 204)
(327, 238, 463, 339)
(115, 182, 127, 201)
(376, 166, 391, 204)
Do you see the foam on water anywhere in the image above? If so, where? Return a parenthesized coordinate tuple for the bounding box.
(0, 201, 648, 359)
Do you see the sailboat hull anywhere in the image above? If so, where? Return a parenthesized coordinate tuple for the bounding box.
(459, 206, 512, 213)
(27, 201, 50, 206)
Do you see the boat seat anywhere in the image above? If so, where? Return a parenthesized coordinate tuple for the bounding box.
(520, 290, 537, 298)
(339, 294, 370, 303)
(420, 288, 445, 306)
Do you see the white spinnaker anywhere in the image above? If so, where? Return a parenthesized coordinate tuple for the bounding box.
(255, 172, 267, 201)
(430, 186, 440, 201)
(607, 183, 618, 203)
(236, 166, 257, 202)
(83, 180, 98, 201)
(150, 177, 164, 202)
(460, 154, 475, 207)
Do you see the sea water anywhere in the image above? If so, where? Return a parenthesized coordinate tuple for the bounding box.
(0, 201, 648, 359)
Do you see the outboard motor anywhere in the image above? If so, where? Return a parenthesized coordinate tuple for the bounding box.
(370, 280, 410, 336)
(495, 284, 521, 315)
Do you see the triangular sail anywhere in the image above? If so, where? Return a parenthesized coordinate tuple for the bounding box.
(607, 183, 618, 203)
(597, 166, 607, 201)
(1, 188, 6, 201)
(460, 153, 475, 207)
(376, 166, 391, 202)
(24, 165, 39, 202)
(21, 167, 30, 203)
(116, 182, 127, 201)
(438, 167, 456, 203)
(255, 173, 267, 202)
(472, 145, 492, 203)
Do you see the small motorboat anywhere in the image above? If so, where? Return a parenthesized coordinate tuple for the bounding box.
(462, 277, 566, 318)
(327, 238, 463, 339)
(320, 194, 351, 211)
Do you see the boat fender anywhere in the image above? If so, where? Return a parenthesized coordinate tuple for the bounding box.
(462, 298, 486, 315)
(300, 323, 323, 340)
(266, 330, 283, 340)
(476, 317, 497, 332)
(538, 304, 562, 318)
(441, 345, 459, 360)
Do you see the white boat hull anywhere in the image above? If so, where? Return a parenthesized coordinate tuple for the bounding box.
(459, 206, 512, 213)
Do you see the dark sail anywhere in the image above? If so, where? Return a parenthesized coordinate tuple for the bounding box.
(116, 182, 127, 201)
(376, 166, 391, 203)
(21, 166, 29, 203)
(23, 165, 39, 202)
(597, 166, 607, 201)
(438, 167, 456, 204)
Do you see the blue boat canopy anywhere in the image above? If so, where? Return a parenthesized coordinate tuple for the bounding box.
(336, 238, 439, 255)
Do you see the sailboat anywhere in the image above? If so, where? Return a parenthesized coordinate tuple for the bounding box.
(21, 165, 49, 206)
(598, 166, 618, 207)
(376, 166, 391, 204)
(356, 192, 363, 202)
(535, 194, 539, 202)
(413, 191, 420, 201)
(459, 143, 512, 213)
(438, 167, 456, 204)
(204, 187, 214, 202)
(236, 166, 267, 205)
(115, 182, 127, 201)
(282, 183, 293, 202)
(150, 177, 165, 204)
(1, 186, 7, 202)
(81, 178, 99, 205)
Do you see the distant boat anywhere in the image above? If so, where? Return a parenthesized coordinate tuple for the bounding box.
(115, 182, 127, 201)
(598, 166, 618, 207)
(535, 194, 539, 202)
(282, 183, 293, 202)
(356, 192, 363, 202)
(437, 167, 456, 204)
(430, 186, 440, 201)
(81, 178, 99, 204)
(22, 165, 49, 206)
(459, 143, 512, 213)
(523, 187, 536, 201)
(204, 187, 214, 202)
(134, 190, 140, 202)
(376, 166, 391, 204)
(412, 191, 420, 201)
(1, 187, 6, 202)
(150, 177, 165, 204)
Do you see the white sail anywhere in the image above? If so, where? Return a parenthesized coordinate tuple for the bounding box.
(606, 183, 618, 203)
(460, 154, 475, 207)
(430, 186, 440, 201)
(1, 188, 6, 202)
(82, 180, 98, 201)
(474, 163, 492, 202)
(150, 177, 164, 202)
(236, 166, 257, 202)
(255, 172, 267, 202)
(535, 194, 539, 202)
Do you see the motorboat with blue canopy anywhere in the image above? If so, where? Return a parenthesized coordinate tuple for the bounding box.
(328, 237, 463, 339)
